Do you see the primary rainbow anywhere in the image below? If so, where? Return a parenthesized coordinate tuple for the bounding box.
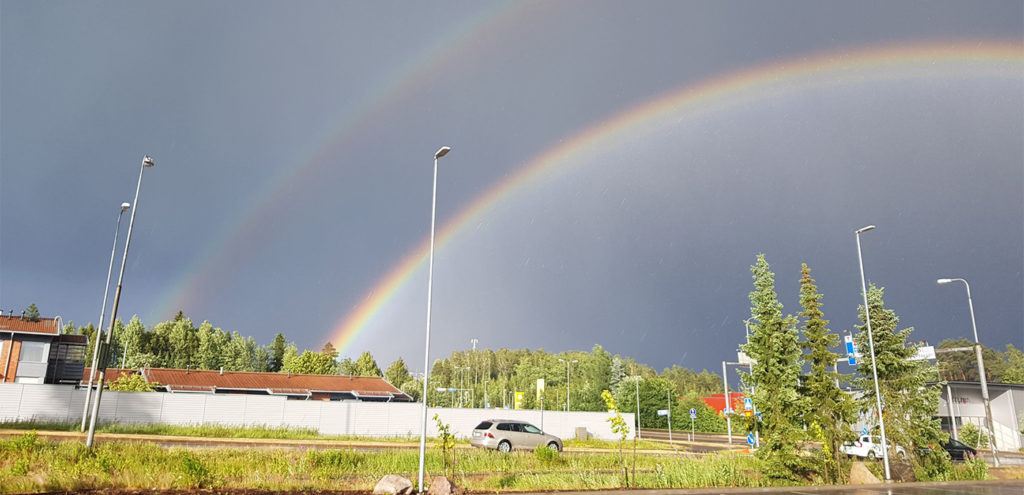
(326, 40, 1023, 355)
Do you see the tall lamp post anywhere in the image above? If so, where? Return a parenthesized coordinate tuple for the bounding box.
(558, 358, 578, 412)
(937, 277, 999, 467)
(86, 156, 155, 448)
(80, 202, 130, 432)
(418, 145, 450, 493)
(855, 224, 890, 481)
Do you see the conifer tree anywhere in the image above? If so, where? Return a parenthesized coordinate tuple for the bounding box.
(798, 263, 857, 482)
(854, 284, 943, 460)
(270, 333, 287, 372)
(740, 254, 805, 480)
(25, 303, 40, 321)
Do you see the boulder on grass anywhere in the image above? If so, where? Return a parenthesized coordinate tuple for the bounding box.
(849, 462, 881, 485)
(374, 474, 414, 495)
(427, 476, 463, 495)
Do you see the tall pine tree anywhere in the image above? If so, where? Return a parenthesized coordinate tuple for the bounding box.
(740, 254, 805, 480)
(854, 284, 943, 460)
(798, 263, 857, 482)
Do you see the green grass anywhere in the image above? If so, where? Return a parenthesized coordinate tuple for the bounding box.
(0, 431, 779, 493)
(0, 420, 420, 442)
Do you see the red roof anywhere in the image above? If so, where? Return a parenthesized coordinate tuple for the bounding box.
(82, 367, 411, 400)
(0, 314, 60, 335)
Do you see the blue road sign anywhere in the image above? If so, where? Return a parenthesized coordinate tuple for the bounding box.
(690, 408, 697, 419)
(744, 398, 752, 411)
(756, 411, 762, 423)
(746, 433, 755, 446)
(861, 427, 868, 436)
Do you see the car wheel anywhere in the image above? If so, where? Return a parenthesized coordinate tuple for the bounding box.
(867, 451, 876, 460)
(498, 440, 511, 453)
(548, 441, 560, 452)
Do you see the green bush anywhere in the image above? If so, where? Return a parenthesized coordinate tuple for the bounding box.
(533, 444, 562, 464)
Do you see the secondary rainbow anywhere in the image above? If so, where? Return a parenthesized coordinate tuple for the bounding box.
(326, 40, 1023, 355)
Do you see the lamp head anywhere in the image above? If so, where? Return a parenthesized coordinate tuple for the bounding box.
(937, 278, 953, 285)
(142, 155, 155, 168)
(855, 225, 876, 234)
(120, 202, 131, 212)
(434, 146, 451, 159)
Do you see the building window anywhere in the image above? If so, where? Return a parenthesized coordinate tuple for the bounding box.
(19, 341, 48, 363)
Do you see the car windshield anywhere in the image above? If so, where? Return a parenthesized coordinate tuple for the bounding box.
(523, 424, 541, 434)
(474, 421, 493, 430)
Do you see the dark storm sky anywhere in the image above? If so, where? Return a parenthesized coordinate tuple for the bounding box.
(1, 1, 1021, 374)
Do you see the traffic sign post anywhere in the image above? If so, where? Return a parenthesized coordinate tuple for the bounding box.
(747, 432, 755, 447)
(689, 408, 696, 441)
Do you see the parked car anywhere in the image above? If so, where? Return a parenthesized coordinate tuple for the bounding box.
(469, 419, 563, 452)
(840, 435, 907, 460)
(917, 438, 978, 461)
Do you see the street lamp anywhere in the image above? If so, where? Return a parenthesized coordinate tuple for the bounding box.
(86, 156, 155, 448)
(455, 366, 471, 407)
(855, 224, 891, 481)
(558, 358, 578, 412)
(418, 145, 450, 493)
(80, 202, 130, 431)
(937, 277, 999, 467)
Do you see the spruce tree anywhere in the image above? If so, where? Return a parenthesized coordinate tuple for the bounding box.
(740, 254, 805, 480)
(25, 303, 40, 321)
(798, 263, 857, 482)
(270, 333, 287, 372)
(853, 284, 943, 460)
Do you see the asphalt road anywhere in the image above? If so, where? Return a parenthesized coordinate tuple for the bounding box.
(544, 480, 1024, 495)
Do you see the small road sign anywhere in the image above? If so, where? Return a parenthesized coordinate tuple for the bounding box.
(657, 409, 669, 416)
(690, 408, 697, 419)
(861, 427, 868, 436)
(747, 433, 755, 446)
(744, 398, 752, 411)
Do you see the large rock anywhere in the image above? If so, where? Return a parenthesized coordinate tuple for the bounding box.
(427, 476, 463, 495)
(373, 474, 414, 495)
(849, 462, 881, 485)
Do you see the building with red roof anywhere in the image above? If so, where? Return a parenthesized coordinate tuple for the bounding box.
(83, 367, 413, 402)
(1, 312, 86, 384)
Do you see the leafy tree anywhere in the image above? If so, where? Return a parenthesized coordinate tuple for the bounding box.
(194, 322, 225, 370)
(660, 365, 724, 398)
(384, 357, 412, 387)
(279, 343, 300, 372)
(108, 373, 159, 391)
(797, 263, 857, 483)
(854, 284, 944, 462)
(25, 303, 40, 321)
(354, 351, 382, 377)
(674, 396, 727, 432)
(119, 316, 149, 368)
(1002, 344, 1024, 384)
(740, 254, 805, 480)
(61, 321, 76, 334)
(937, 338, 1004, 382)
(601, 390, 631, 487)
(577, 345, 613, 411)
(270, 333, 287, 372)
(338, 357, 358, 376)
(283, 350, 336, 375)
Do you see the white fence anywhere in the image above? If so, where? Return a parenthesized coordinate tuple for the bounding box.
(0, 384, 633, 441)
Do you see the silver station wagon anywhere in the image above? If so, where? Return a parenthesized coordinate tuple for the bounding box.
(469, 419, 563, 452)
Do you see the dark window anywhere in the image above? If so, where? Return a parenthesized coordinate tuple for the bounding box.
(474, 421, 493, 430)
(496, 423, 512, 431)
(510, 423, 524, 432)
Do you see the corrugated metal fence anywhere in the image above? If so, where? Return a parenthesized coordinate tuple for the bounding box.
(0, 384, 632, 440)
